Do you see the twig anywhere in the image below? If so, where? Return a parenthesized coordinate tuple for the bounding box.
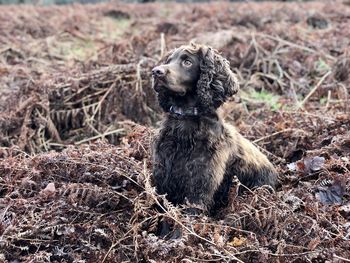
(333, 254, 350, 262)
(74, 128, 125, 145)
(253, 128, 306, 143)
(255, 145, 284, 163)
(102, 229, 134, 263)
(299, 71, 332, 109)
(196, 222, 257, 238)
(324, 90, 331, 112)
(91, 80, 118, 119)
(160, 33, 166, 58)
(268, 250, 321, 257)
(15, 97, 36, 115)
(135, 59, 144, 93)
(256, 33, 336, 61)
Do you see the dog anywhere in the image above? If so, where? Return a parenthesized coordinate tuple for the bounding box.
(152, 43, 277, 214)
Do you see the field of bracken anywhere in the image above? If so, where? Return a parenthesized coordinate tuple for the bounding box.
(0, 1, 349, 262)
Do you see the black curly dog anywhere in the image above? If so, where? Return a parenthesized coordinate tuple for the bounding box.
(152, 43, 277, 214)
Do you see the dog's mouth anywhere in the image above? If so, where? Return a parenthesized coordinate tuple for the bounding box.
(153, 77, 186, 96)
(152, 77, 167, 92)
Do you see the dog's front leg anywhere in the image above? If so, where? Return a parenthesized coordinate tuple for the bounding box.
(182, 162, 219, 214)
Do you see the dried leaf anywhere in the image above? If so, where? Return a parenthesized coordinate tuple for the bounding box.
(227, 236, 247, 247)
(316, 180, 345, 205)
(305, 156, 325, 172)
(40, 182, 56, 197)
(287, 162, 297, 171)
(213, 232, 225, 247)
(288, 156, 325, 175)
(307, 237, 321, 250)
(339, 203, 350, 217)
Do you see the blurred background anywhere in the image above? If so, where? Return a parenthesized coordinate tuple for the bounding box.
(0, 0, 320, 5)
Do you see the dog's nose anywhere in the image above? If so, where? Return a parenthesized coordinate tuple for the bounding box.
(152, 66, 166, 77)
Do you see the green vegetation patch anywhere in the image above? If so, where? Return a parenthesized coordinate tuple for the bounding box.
(243, 89, 282, 111)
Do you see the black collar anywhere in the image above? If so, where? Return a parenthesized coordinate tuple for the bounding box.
(169, 105, 199, 117)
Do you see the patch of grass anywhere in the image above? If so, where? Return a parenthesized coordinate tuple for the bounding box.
(159, 6, 172, 17)
(243, 90, 282, 111)
(46, 17, 131, 63)
(67, 39, 97, 61)
(319, 96, 327, 105)
(97, 17, 131, 41)
(47, 35, 98, 62)
(315, 58, 331, 74)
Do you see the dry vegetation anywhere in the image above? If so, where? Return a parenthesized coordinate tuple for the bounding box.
(0, 1, 350, 262)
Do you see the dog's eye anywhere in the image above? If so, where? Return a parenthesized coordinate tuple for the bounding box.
(182, 59, 192, 67)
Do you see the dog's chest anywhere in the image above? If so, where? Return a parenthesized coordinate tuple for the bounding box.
(154, 133, 213, 202)
(157, 134, 211, 172)
(153, 119, 231, 206)
(155, 119, 224, 178)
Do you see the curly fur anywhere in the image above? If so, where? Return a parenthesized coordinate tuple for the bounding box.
(152, 43, 277, 214)
(196, 45, 239, 110)
(156, 43, 238, 115)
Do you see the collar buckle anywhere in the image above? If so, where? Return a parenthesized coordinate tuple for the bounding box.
(169, 105, 198, 117)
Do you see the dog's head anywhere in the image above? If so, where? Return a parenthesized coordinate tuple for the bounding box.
(152, 43, 239, 113)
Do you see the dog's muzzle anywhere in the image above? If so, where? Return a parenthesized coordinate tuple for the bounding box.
(152, 66, 168, 92)
(152, 66, 166, 77)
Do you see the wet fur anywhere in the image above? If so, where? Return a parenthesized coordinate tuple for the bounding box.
(152, 43, 277, 213)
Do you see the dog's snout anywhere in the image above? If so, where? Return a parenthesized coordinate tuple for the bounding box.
(152, 66, 166, 77)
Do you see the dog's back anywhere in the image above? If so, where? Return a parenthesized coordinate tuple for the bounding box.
(212, 122, 277, 211)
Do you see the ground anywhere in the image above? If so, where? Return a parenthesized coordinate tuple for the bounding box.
(0, 1, 349, 262)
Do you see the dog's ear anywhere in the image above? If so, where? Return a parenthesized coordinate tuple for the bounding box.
(197, 46, 239, 109)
